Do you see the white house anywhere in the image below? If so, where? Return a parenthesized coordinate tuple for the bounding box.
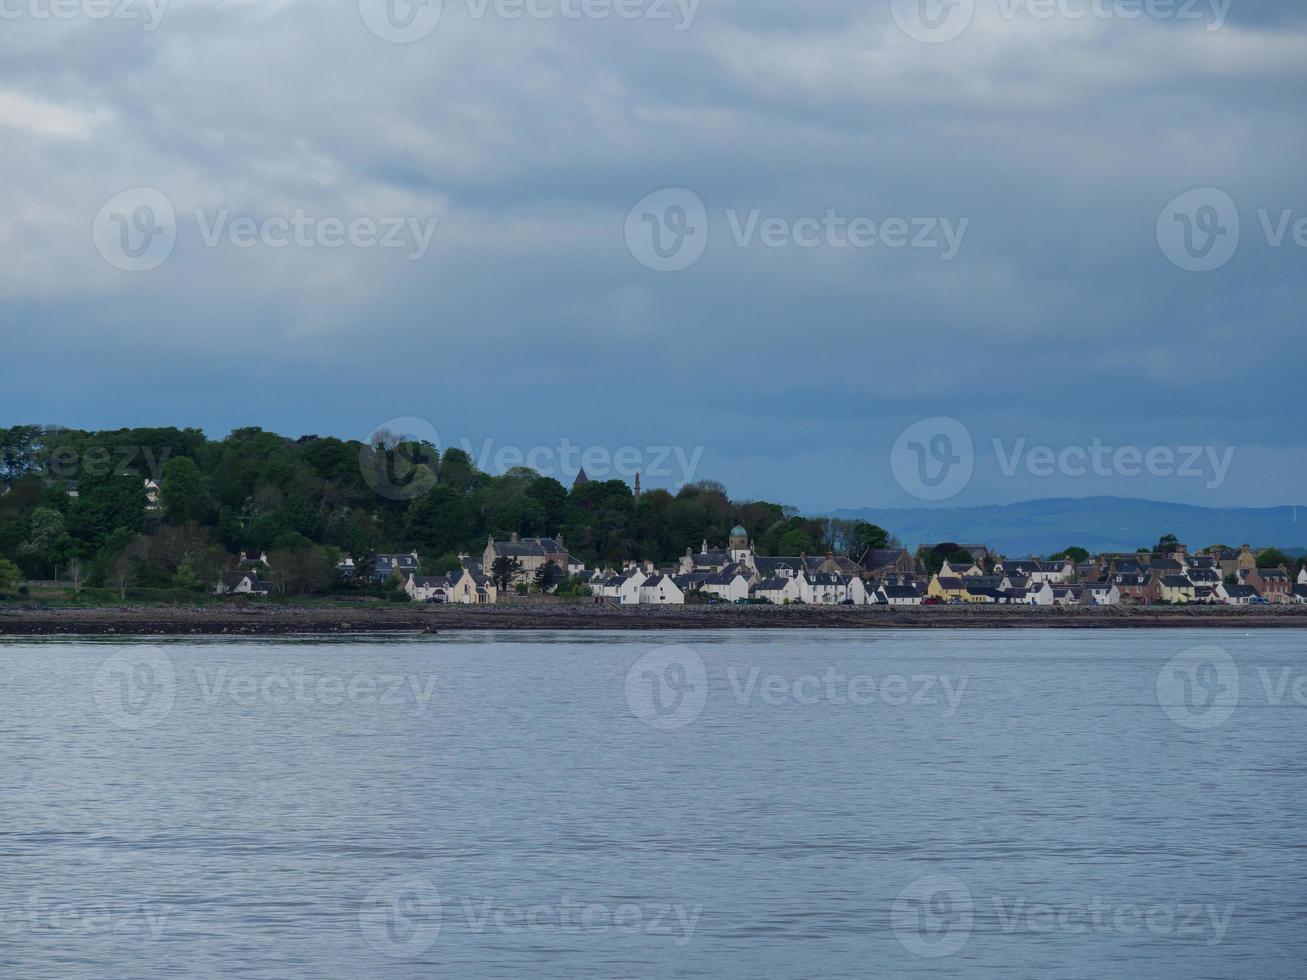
(1299, 568, 1307, 585)
(798, 572, 863, 605)
(996, 558, 1073, 585)
(638, 575, 686, 606)
(879, 584, 924, 606)
(1028, 581, 1056, 606)
(751, 577, 801, 605)
(405, 574, 453, 603)
(215, 571, 268, 596)
(1082, 582, 1121, 606)
(701, 571, 751, 603)
(614, 569, 647, 605)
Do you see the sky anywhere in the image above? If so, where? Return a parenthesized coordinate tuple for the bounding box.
(2, 0, 1305, 514)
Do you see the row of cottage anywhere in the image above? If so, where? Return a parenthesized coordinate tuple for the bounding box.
(216, 530, 1307, 607)
(585, 535, 1307, 607)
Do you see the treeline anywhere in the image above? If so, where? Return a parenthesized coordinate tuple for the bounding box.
(0, 425, 891, 595)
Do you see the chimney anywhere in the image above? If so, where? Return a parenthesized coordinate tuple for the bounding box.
(510, 532, 518, 543)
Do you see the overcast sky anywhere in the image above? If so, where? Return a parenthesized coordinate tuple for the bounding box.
(2, 0, 1304, 513)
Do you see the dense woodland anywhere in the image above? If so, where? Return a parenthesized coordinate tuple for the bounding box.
(0, 426, 893, 596)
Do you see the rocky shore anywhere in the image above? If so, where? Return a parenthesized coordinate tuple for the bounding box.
(2, 602, 1307, 635)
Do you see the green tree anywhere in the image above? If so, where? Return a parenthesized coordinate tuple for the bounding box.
(490, 555, 522, 592)
(161, 456, 209, 523)
(1049, 547, 1090, 563)
(848, 522, 890, 557)
(1256, 548, 1291, 569)
(533, 558, 559, 592)
(0, 556, 22, 592)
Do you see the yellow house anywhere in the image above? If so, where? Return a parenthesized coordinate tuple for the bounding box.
(928, 575, 970, 602)
(1157, 576, 1196, 604)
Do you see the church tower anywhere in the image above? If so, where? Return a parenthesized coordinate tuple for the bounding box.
(729, 525, 751, 562)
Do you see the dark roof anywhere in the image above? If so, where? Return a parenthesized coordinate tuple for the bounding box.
(881, 585, 922, 599)
(1226, 584, 1259, 598)
(858, 548, 911, 570)
(1161, 576, 1194, 588)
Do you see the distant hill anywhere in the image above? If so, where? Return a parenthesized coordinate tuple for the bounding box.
(830, 497, 1307, 557)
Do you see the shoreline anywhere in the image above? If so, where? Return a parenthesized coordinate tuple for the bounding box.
(3, 603, 1307, 635)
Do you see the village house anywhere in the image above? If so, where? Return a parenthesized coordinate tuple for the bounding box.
(1223, 584, 1261, 605)
(993, 558, 1074, 585)
(215, 570, 268, 596)
(927, 575, 970, 603)
(1082, 582, 1122, 606)
(1243, 566, 1292, 603)
(750, 576, 801, 605)
(483, 534, 581, 586)
(940, 557, 983, 578)
(798, 572, 863, 605)
(1158, 575, 1198, 604)
(404, 574, 453, 603)
(639, 575, 686, 606)
(878, 584, 925, 606)
(856, 547, 919, 581)
(700, 570, 751, 603)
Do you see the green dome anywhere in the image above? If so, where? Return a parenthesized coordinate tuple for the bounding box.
(730, 525, 748, 538)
